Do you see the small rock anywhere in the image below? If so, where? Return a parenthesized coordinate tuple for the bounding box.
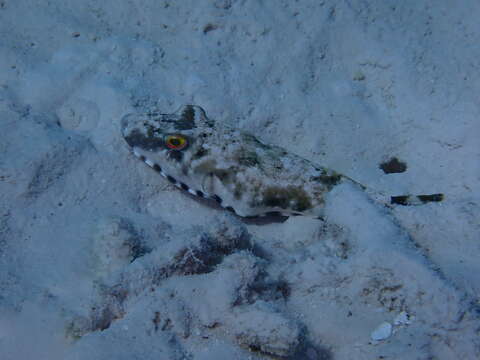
(393, 311, 411, 326)
(370, 322, 392, 341)
(203, 23, 218, 34)
(353, 71, 366, 81)
(230, 301, 300, 357)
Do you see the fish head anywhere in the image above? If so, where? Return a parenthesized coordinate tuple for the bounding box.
(121, 105, 216, 168)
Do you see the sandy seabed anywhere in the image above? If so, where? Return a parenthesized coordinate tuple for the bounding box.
(1, 1, 479, 359)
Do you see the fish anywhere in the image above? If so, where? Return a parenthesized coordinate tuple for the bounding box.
(121, 105, 443, 220)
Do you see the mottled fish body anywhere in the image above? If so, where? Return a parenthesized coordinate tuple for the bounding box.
(121, 105, 442, 219)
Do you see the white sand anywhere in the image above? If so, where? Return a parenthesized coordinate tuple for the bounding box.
(1, 1, 479, 359)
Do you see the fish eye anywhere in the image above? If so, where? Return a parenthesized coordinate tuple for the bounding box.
(165, 134, 188, 150)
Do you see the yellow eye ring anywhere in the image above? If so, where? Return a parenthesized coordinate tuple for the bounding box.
(165, 135, 188, 150)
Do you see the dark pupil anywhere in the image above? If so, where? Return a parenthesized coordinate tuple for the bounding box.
(170, 138, 181, 146)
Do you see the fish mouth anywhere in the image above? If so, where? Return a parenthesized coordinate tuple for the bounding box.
(131, 148, 208, 198)
(121, 114, 165, 150)
(120, 113, 138, 136)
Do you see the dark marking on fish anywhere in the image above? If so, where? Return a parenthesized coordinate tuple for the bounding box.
(166, 175, 177, 184)
(262, 185, 312, 212)
(212, 194, 223, 204)
(168, 150, 184, 162)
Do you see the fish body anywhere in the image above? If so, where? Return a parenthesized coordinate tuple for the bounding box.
(121, 105, 442, 219)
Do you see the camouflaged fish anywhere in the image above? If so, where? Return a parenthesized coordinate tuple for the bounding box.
(121, 105, 443, 219)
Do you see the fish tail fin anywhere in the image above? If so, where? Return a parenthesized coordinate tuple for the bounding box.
(390, 193, 444, 206)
